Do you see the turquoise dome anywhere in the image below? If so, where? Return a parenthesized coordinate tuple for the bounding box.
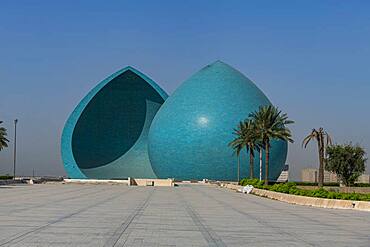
(148, 61, 287, 181)
(61, 67, 168, 179)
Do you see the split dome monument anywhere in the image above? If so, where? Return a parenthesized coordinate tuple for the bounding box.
(61, 61, 287, 181)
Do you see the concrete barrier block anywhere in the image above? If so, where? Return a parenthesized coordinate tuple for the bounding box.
(355, 201, 370, 210)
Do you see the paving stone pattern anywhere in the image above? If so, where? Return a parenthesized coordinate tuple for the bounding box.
(0, 184, 369, 246)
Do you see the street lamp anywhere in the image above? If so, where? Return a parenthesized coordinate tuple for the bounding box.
(13, 119, 18, 180)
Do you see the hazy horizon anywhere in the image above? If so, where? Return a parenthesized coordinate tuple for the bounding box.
(1, 1, 369, 180)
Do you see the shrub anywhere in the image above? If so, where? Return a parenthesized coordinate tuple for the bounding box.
(354, 183, 370, 187)
(326, 144, 367, 186)
(0, 175, 13, 180)
(238, 178, 370, 201)
(240, 178, 264, 188)
(294, 181, 340, 187)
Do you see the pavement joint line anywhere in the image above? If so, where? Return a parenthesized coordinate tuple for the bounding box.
(8, 184, 92, 195)
(175, 187, 227, 247)
(2, 186, 109, 216)
(103, 187, 155, 247)
(213, 186, 370, 240)
(190, 185, 319, 247)
(0, 187, 133, 246)
(1, 184, 369, 246)
(0, 184, 83, 203)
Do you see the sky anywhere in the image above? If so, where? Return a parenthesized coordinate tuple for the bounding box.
(0, 0, 369, 180)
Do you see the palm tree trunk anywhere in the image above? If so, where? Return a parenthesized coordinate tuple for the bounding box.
(259, 149, 263, 180)
(249, 151, 254, 179)
(264, 142, 269, 186)
(318, 138, 324, 187)
(237, 155, 240, 183)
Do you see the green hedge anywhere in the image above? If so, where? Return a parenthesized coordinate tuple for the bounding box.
(284, 181, 370, 187)
(0, 175, 13, 180)
(239, 178, 370, 201)
(293, 181, 340, 187)
(353, 183, 370, 187)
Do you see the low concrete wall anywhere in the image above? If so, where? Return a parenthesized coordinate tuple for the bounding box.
(63, 178, 174, 186)
(252, 188, 370, 211)
(63, 179, 129, 185)
(220, 183, 370, 212)
(221, 183, 243, 191)
(130, 178, 174, 187)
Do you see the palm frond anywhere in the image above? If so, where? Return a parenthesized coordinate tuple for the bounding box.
(302, 129, 318, 148)
(0, 121, 9, 151)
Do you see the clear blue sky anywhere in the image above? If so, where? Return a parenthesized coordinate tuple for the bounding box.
(1, 0, 369, 180)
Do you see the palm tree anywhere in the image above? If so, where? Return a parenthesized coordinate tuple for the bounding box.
(243, 119, 258, 179)
(229, 119, 258, 180)
(249, 105, 294, 185)
(0, 121, 9, 151)
(302, 128, 332, 187)
(229, 121, 244, 182)
(251, 136, 265, 181)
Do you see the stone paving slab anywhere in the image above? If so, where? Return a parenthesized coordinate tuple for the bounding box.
(0, 184, 369, 246)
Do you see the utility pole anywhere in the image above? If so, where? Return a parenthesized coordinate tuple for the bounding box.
(13, 119, 18, 180)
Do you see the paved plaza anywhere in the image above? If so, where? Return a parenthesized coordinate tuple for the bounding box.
(0, 183, 369, 247)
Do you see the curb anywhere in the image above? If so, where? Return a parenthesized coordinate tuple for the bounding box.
(220, 183, 370, 212)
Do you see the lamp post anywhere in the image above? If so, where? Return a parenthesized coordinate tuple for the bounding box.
(13, 119, 18, 180)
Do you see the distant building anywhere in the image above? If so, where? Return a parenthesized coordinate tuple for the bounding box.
(277, 164, 289, 182)
(357, 174, 370, 183)
(324, 170, 338, 183)
(302, 168, 316, 183)
(301, 168, 317, 183)
(301, 168, 338, 183)
(301, 168, 369, 184)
